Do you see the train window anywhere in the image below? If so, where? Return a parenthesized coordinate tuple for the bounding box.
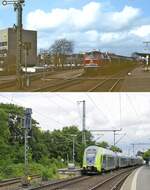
(86, 149, 97, 164)
(107, 156, 115, 167)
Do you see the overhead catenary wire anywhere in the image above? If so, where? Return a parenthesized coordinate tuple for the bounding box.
(43, 94, 80, 127)
(0, 94, 67, 127)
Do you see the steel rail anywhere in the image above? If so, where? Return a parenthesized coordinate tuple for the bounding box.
(30, 175, 91, 190)
(0, 174, 40, 188)
(88, 167, 136, 190)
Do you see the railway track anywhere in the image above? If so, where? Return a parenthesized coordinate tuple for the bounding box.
(34, 66, 133, 92)
(0, 68, 83, 91)
(30, 175, 91, 190)
(29, 167, 138, 190)
(89, 167, 135, 190)
(33, 78, 85, 92)
(88, 78, 124, 92)
(0, 175, 40, 190)
(36, 78, 124, 92)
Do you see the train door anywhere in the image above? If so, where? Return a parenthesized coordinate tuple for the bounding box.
(102, 155, 107, 171)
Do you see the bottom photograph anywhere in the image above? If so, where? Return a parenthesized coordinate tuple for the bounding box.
(0, 93, 149, 190)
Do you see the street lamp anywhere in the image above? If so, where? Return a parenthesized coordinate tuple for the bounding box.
(71, 134, 77, 165)
(2, 0, 25, 89)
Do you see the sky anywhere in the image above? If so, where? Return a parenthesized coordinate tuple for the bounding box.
(0, 92, 150, 155)
(0, 0, 150, 55)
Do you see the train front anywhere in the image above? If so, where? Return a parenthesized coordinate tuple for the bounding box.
(82, 146, 102, 174)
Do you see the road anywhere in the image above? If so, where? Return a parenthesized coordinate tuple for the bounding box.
(121, 66, 150, 91)
(121, 165, 150, 190)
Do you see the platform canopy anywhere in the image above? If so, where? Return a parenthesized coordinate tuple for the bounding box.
(135, 52, 150, 57)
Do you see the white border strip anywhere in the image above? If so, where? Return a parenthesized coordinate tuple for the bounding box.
(131, 166, 144, 190)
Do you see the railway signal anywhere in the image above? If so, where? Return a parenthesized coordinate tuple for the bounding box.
(23, 108, 32, 187)
(71, 134, 77, 165)
(2, 0, 25, 89)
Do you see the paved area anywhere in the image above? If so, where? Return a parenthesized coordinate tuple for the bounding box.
(121, 66, 150, 91)
(121, 166, 150, 190)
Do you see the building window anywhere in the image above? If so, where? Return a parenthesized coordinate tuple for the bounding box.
(0, 49, 7, 57)
(0, 42, 7, 47)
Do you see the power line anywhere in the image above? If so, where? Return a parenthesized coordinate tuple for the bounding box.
(0, 94, 67, 127)
(43, 95, 80, 126)
(90, 129, 122, 146)
(86, 94, 110, 123)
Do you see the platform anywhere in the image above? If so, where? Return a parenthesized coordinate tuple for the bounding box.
(121, 66, 150, 91)
(121, 165, 150, 190)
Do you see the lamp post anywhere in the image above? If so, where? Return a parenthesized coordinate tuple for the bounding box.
(2, 0, 25, 89)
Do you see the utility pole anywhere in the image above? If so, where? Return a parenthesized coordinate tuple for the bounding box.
(131, 143, 150, 156)
(143, 41, 150, 51)
(23, 108, 32, 186)
(131, 143, 135, 156)
(23, 42, 31, 87)
(91, 129, 122, 147)
(71, 134, 77, 165)
(77, 100, 86, 147)
(2, 0, 25, 89)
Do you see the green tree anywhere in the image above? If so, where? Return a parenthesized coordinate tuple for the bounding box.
(143, 149, 150, 162)
(110, 145, 122, 153)
(97, 141, 109, 149)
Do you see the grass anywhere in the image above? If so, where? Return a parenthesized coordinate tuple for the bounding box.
(83, 60, 138, 77)
(0, 161, 66, 181)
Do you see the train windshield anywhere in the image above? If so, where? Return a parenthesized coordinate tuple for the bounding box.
(86, 148, 97, 165)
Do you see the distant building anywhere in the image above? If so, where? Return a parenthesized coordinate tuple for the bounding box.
(0, 28, 37, 73)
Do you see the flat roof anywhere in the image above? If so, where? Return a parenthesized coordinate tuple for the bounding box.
(135, 52, 150, 56)
(0, 28, 37, 33)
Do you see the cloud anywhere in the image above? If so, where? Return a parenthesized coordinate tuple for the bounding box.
(25, 1, 148, 55)
(26, 2, 140, 32)
(130, 25, 150, 37)
(26, 2, 101, 31)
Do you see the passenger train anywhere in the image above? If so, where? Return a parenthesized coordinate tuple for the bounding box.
(82, 146, 143, 174)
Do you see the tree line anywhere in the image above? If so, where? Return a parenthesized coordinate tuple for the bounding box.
(0, 103, 130, 179)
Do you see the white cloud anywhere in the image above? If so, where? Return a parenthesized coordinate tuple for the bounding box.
(109, 6, 140, 30)
(26, 2, 101, 31)
(26, 2, 140, 32)
(25, 1, 148, 55)
(130, 25, 150, 37)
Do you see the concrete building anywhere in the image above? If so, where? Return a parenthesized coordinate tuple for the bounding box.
(0, 28, 37, 73)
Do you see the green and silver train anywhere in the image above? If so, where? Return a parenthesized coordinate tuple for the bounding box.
(82, 146, 143, 174)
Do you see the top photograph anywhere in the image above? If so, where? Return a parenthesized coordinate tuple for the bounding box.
(0, 0, 149, 92)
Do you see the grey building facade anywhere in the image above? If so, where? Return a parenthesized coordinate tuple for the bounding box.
(0, 28, 37, 73)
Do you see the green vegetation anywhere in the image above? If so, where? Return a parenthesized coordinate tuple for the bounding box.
(143, 150, 150, 163)
(110, 145, 122, 153)
(84, 60, 137, 77)
(100, 60, 137, 76)
(0, 103, 94, 180)
(97, 141, 109, 149)
(0, 103, 123, 180)
(97, 141, 122, 153)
